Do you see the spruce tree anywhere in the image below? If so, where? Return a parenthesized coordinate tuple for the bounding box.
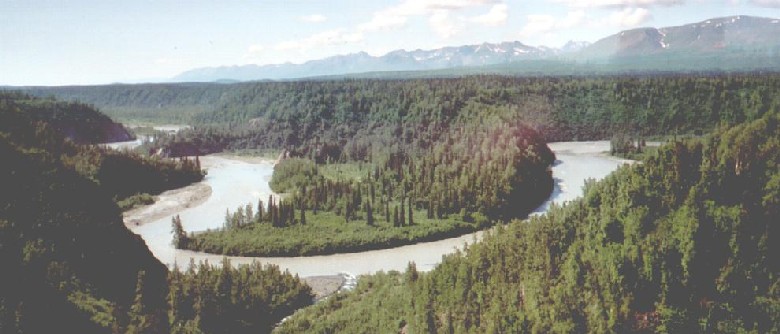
(127, 271, 155, 334)
(408, 197, 414, 226)
(366, 201, 374, 226)
(400, 198, 406, 226)
(300, 203, 306, 225)
(171, 215, 186, 248)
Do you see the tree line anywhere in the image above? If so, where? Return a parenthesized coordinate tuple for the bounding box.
(1, 94, 310, 333)
(177, 104, 555, 256)
(279, 110, 780, 333)
(0, 92, 205, 208)
(16, 74, 780, 156)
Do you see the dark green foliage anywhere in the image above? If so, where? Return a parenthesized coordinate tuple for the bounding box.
(171, 215, 187, 249)
(127, 271, 165, 334)
(168, 260, 312, 334)
(90, 150, 204, 201)
(277, 271, 411, 333)
(0, 92, 205, 205)
(280, 112, 780, 333)
(182, 97, 555, 256)
(0, 95, 308, 333)
(269, 158, 319, 193)
(0, 111, 170, 334)
(0, 91, 132, 144)
(187, 210, 475, 256)
(18, 74, 780, 149)
(117, 193, 156, 211)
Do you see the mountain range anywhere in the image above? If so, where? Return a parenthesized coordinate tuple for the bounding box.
(174, 15, 780, 82)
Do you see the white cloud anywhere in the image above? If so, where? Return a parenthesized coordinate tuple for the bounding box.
(299, 14, 327, 23)
(429, 10, 460, 38)
(519, 15, 558, 37)
(751, 0, 780, 7)
(274, 29, 364, 51)
(469, 4, 509, 26)
(242, 45, 265, 62)
(262, 0, 503, 57)
(359, 13, 408, 31)
(154, 57, 182, 65)
(556, 0, 682, 7)
(247, 45, 265, 54)
(519, 10, 586, 38)
(358, 0, 501, 35)
(608, 7, 652, 27)
(518, 6, 652, 43)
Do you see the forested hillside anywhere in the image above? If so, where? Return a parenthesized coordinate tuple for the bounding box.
(182, 120, 554, 256)
(0, 92, 205, 208)
(168, 77, 558, 256)
(0, 91, 133, 144)
(19, 74, 780, 151)
(0, 95, 314, 333)
(30, 74, 778, 258)
(0, 115, 171, 333)
(278, 111, 779, 333)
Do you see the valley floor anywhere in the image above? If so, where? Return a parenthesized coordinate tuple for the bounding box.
(123, 141, 628, 280)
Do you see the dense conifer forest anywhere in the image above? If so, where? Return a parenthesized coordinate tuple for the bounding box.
(0, 92, 206, 207)
(20, 74, 780, 151)
(141, 74, 776, 256)
(0, 91, 134, 144)
(2, 73, 779, 333)
(180, 106, 555, 256)
(278, 111, 779, 333)
(0, 94, 313, 333)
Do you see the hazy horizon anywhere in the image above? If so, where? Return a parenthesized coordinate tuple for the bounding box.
(2, 0, 779, 86)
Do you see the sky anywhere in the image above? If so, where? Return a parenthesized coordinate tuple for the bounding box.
(1, 0, 779, 86)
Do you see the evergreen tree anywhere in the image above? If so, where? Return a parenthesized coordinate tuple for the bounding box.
(400, 198, 406, 227)
(408, 197, 414, 226)
(257, 199, 264, 222)
(366, 200, 374, 226)
(171, 215, 187, 248)
(300, 203, 306, 225)
(127, 271, 155, 334)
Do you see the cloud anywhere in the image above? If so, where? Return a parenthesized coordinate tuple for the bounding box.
(608, 7, 652, 27)
(469, 3, 509, 27)
(429, 10, 459, 38)
(519, 15, 557, 37)
(359, 13, 408, 31)
(556, 0, 682, 7)
(751, 0, 780, 7)
(299, 14, 327, 23)
(242, 45, 265, 61)
(274, 29, 364, 51)
(359, 0, 501, 34)
(518, 6, 652, 43)
(154, 57, 183, 65)
(519, 10, 586, 38)
(260, 0, 502, 56)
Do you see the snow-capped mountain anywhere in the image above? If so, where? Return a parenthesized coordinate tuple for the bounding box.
(172, 15, 780, 82)
(578, 15, 780, 60)
(173, 41, 556, 82)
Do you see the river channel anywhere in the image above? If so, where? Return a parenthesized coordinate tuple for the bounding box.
(125, 141, 631, 277)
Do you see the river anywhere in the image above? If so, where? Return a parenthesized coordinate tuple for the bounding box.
(125, 141, 630, 277)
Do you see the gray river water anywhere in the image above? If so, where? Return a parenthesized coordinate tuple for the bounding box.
(125, 141, 630, 277)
